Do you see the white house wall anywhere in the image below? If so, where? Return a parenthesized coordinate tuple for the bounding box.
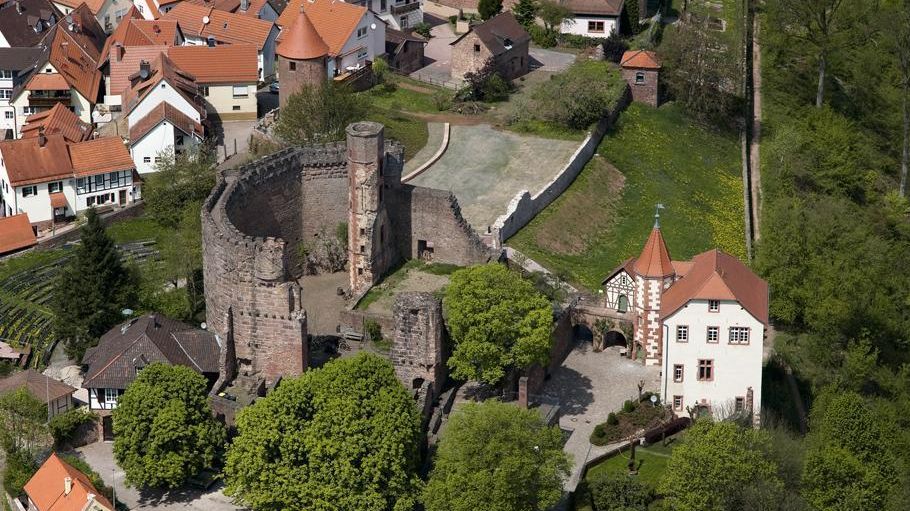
(661, 298, 764, 421)
(336, 12, 385, 71)
(127, 81, 200, 127)
(560, 15, 619, 38)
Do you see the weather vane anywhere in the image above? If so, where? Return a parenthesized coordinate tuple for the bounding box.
(654, 203, 665, 228)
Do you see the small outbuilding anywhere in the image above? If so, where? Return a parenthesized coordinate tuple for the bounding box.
(450, 12, 530, 81)
(0, 369, 76, 419)
(620, 49, 661, 107)
(385, 28, 426, 74)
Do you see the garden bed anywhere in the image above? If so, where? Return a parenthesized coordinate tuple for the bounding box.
(590, 395, 669, 446)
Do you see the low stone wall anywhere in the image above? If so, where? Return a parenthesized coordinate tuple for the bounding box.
(339, 308, 395, 336)
(492, 87, 631, 246)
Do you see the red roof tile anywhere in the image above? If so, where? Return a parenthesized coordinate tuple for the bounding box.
(49, 192, 67, 208)
(45, 6, 105, 101)
(167, 44, 259, 83)
(0, 215, 37, 254)
(129, 102, 204, 143)
(21, 103, 93, 144)
(660, 249, 769, 325)
(276, 9, 328, 59)
(633, 227, 674, 278)
(121, 52, 201, 116)
(25, 73, 70, 90)
(621, 50, 661, 70)
(0, 134, 73, 187)
(161, 2, 274, 47)
(108, 45, 169, 96)
(24, 453, 113, 511)
(68, 137, 135, 177)
(53, 0, 106, 14)
(278, 0, 366, 56)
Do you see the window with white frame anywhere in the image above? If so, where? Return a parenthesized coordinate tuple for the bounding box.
(48, 181, 63, 193)
(21, 185, 37, 197)
(588, 20, 605, 33)
(356, 26, 368, 38)
(104, 388, 119, 405)
(706, 326, 719, 343)
(357, 48, 368, 60)
(708, 299, 719, 312)
(0, 70, 12, 79)
(673, 395, 683, 411)
(728, 327, 750, 345)
(697, 359, 713, 381)
(0, 89, 12, 99)
(143, 156, 151, 163)
(22, 106, 38, 115)
(676, 325, 689, 342)
(673, 364, 683, 383)
(232, 85, 248, 98)
(4, 112, 12, 119)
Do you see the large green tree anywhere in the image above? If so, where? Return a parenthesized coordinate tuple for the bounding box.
(478, 0, 503, 20)
(422, 401, 570, 511)
(801, 391, 898, 510)
(511, 0, 536, 28)
(658, 420, 783, 511)
(0, 388, 48, 455)
(112, 363, 225, 489)
(276, 84, 369, 145)
(53, 208, 138, 361)
(144, 146, 216, 228)
(224, 353, 422, 511)
(443, 264, 553, 385)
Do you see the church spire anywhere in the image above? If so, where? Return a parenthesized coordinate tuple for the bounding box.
(633, 207, 674, 278)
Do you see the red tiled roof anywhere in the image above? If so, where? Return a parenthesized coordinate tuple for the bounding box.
(49, 192, 67, 208)
(559, 0, 624, 16)
(660, 249, 769, 325)
(24, 453, 113, 511)
(69, 137, 135, 177)
(45, 5, 105, 101)
(621, 50, 660, 69)
(0, 369, 75, 403)
(167, 44, 259, 83)
(633, 227, 674, 278)
(0, 215, 37, 254)
(276, 9, 328, 59)
(278, 0, 366, 56)
(0, 134, 73, 187)
(121, 52, 201, 116)
(161, 2, 274, 47)
(53, 0, 106, 14)
(143, 0, 161, 18)
(186, 0, 242, 12)
(21, 103, 92, 144)
(25, 73, 69, 90)
(237, 0, 272, 17)
(129, 102, 204, 143)
(108, 45, 169, 97)
(100, 9, 180, 65)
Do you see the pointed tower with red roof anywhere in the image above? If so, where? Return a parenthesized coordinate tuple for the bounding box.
(631, 207, 676, 365)
(276, 9, 328, 109)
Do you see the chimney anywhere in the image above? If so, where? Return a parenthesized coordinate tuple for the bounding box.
(150, 313, 159, 328)
(64, 477, 72, 495)
(240, 0, 249, 10)
(38, 128, 46, 147)
(114, 42, 124, 62)
(139, 60, 151, 79)
(206, 36, 216, 48)
(15, 0, 23, 14)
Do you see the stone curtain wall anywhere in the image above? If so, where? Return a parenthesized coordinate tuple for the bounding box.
(492, 86, 632, 246)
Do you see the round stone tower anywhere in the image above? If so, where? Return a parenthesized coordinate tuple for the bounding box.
(276, 9, 328, 109)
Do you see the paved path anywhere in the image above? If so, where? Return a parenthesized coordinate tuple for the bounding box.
(750, 16, 763, 240)
(410, 23, 460, 88)
(541, 343, 660, 491)
(76, 442, 244, 511)
(528, 47, 576, 73)
(404, 122, 446, 173)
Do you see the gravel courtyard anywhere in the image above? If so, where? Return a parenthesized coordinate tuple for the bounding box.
(407, 124, 580, 231)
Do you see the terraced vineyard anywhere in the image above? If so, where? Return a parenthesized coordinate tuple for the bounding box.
(0, 241, 159, 367)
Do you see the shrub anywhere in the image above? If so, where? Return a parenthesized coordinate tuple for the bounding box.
(601, 32, 629, 62)
(607, 412, 619, 426)
(528, 25, 558, 48)
(478, 0, 502, 20)
(589, 473, 654, 511)
(558, 33, 603, 49)
(364, 319, 382, 343)
(590, 423, 622, 446)
(433, 90, 453, 111)
(520, 60, 625, 130)
(49, 408, 98, 448)
(3, 450, 37, 497)
(457, 58, 512, 103)
(414, 22, 432, 39)
(623, 400, 636, 413)
(448, 15, 457, 24)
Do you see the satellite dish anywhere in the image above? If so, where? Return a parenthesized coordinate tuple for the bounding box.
(370, 23, 376, 30)
(202, 15, 210, 24)
(200, 322, 208, 330)
(650, 394, 658, 404)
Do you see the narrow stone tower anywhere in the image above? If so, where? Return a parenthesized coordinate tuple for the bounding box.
(391, 292, 446, 393)
(348, 121, 393, 296)
(632, 212, 675, 365)
(276, 9, 328, 109)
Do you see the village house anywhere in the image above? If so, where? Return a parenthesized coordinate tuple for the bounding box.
(450, 12, 530, 82)
(0, 369, 76, 419)
(277, 0, 387, 82)
(51, 0, 134, 34)
(161, 1, 279, 81)
(167, 44, 257, 120)
(0, 338, 31, 365)
(0, 0, 63, 49)
(352, 0, 423, 31)
(98, 9, 184, 107)
(601, 219, 768, 424)
(21, 102, 93, 143)
(385, 28, 425, 74)
(0, 213, 37, 255)
(620, 49, 660, 107)
(0, 48, 45, 140)
(0, 134, 139, 229)
(8, 5, 106, 133)
(180, 0, 280, 21)
(559, 0, 624, 38)
(81, 314, 221, 436)
(22, 453, 113, 511)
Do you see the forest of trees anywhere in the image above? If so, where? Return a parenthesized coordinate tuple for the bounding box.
(753, 0, 910, 507)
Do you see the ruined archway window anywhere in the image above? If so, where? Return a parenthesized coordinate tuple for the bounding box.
(617, 294, 628, 313)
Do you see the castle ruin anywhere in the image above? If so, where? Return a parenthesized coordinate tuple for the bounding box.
(202, 122, 492, 385)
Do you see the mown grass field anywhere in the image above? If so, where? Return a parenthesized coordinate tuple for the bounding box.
(508, 103, 746, 290)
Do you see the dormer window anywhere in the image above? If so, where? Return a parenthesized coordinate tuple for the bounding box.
(503, 38, 513, 50)
(34, 21, 44, 33)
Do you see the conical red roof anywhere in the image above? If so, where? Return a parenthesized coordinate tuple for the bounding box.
(277, 10, 328, 60)
(633, 227, 675, 278)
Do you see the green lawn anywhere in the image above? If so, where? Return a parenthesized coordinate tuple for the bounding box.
(106, 216, 173, 244)
(585, 446, 671, 488)
(366, 108, 428, 161)
(508, 103, 746, 290)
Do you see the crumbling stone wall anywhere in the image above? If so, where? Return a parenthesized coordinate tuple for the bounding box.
(391, 292, 446, 393)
